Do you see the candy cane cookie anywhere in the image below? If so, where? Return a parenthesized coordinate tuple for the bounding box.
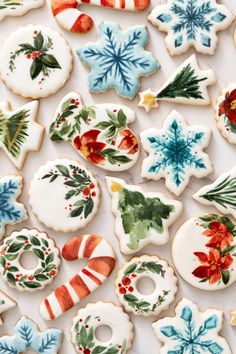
(40, 234, 116, 320)
(51, 0, 150, 34)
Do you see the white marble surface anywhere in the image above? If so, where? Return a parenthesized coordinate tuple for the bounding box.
(0, 0, 236, 353)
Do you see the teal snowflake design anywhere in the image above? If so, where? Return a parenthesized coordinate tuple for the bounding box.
(0, 316, 62, 354)
(153, 298, 231, 354)
(140, 110, 212, 195)
(77, 22, 159, 99)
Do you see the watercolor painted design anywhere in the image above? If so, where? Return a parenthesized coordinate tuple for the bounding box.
(50, 92, 139, 171)
(77, 22, 159, 99)
(0, 316, 62, 354)
(0, 176, 27, 239)
(140, 110, 212, 196)
(138, 55, 215, 112)
(40, 235, 116, 320)
(153, 298, 232, 354)
(148, 0, 234, 56)
(106, 177, 182, 254)
(0, 0, 44, 21)
(0, 290, 16, 326)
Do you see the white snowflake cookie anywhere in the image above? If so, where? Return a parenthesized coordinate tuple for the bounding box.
(0, 0, 44, 21)
(0, 290, 16, 326)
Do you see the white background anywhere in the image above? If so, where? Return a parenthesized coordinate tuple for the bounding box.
(0, 0, 236, 353)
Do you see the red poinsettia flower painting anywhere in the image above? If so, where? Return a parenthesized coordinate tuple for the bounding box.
(203, 221, 233, 250)
(219, 89, 236, 124)
(73, 130, 106, 164)
(118, 129, 139, 154)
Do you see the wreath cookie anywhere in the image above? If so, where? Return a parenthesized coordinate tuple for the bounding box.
(71, 302, 134, 354)
(115, 255, 177, 316)
(0, 228, 60, 292)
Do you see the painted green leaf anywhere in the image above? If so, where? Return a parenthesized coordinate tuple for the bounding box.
(30, 58, 43, 80)
(41, 54, 61, 69)
(34, 32, 44, 51)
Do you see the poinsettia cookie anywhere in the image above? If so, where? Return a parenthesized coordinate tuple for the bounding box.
(115, 255, 177, 316)
(106, 177, 182, 254)
(0, 290, 16, 326)
(153, 298, 232, 354)
(71, 302, 134, 353)
(172, 214, 236, 291)
(29, 159, 100, 232)
(0, 0, 44, 21)
(50, 92, 139, 171)
(0, 228, 60, 292)
(0, 25, 73, 99)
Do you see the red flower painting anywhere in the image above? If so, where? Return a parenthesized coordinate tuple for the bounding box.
(73, 130, 106, 164)
(118, 130, 139, 154)
(203, 221, 233, 250)
(219, 89, 236, 124)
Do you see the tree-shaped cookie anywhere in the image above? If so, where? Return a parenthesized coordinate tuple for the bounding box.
(0, 290, 16, 326)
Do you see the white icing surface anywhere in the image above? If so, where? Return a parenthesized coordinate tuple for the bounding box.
(0, 0, 44, 21)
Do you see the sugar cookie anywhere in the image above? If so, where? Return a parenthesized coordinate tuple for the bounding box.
(172, 214, 236, 291)
(140, 110, 212, 196)
(153, 298, 231, 354)
(115, 255, 177, 316)
(0, 0, 44, 21)
(29, 159, 100, 232)
(106, 176, 182, 254)
(77, 22, 159, 99)
(50, 92, 139, 171)
(71, 302, 134, 354)
(0, 25, 73, 99)
(0, 228, 60, 292)
(0, 290, 16, 326)
(40, 234, 116, 320)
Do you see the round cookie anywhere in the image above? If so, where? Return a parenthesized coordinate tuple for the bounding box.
(29, 159, 100, 232)
(71, 302, 134, 354)
(0, 25, 73, 99)
(115, 255, 177, 316)
(0, 228, 60, 292)
(172, 214, 236, 291)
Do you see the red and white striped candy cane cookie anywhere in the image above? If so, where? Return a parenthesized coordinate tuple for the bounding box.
(39, 234, 116, 320)
(51, 0, 150, 33)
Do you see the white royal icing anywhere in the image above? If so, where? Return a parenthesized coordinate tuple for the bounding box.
(0, 290, 16, 326)
(0, 0, 44, 21)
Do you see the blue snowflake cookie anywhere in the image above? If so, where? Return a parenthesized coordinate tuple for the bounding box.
(148, 0, 234, 55)
(153, 298, 232, 354)
(140, 110, 212, 196)
(77, 22, 159, 99)
(0, 176, 27, 239)
(0, 316, 62, 354)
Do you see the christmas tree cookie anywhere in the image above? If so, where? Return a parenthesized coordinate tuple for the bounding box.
(0, 290, 16, 326)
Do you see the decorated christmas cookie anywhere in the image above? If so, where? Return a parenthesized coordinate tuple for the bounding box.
(0, 290, 16, 326)
(138, 55, 215, 112)
(29, 159, 100, 232)
(153, 298, 232, 354)
(0, 100, 44, 169)
(215, 83, 236, 144)
(71, 302, 134, 354)
(230, 310, 236, 326)
(148, 0, 234, 56)
(193, 166, 236, 219)
(106, 177, 182, 254)
(0, 0, 44, 21)
(40, 235, 116, 320)
(0, 316, 62, 353)
(115, 255, 177, 316)
(51, 0, 150, 34)
(0, 175, 27, 239)
(140, 110, 212, 196)
(0, 228, 60, 292)
(50, 92, 139, 171)
(0, 25, 73, 99)
(77, 22, 159, 99)
(172, 214, 236, 291)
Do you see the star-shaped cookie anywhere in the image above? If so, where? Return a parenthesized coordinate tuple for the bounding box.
(0, 0, 44, 22)
(0, 290, 16, 326)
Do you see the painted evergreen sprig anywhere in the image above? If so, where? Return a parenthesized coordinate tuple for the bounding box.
(0, 0, 22, 10)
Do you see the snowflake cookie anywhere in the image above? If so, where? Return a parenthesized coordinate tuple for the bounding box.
(172, 214, 236, 291)
(148, 0, 234, 56)
(0, 0, 44, 21)
(29, 159, 100, 232)
(153, 298, 232, 354)
(77, 22, 159, 99)
(0, 25, 73, 99)
(115, 255, 177, 316)
(49, 92, 139, 171)
(140, 110, 212, 196)
(0, 175, 27, 239)
(106, 177, 182, 254)
(138, 55, 215, 112)
(71, 302, 134, 354)
(0, 316, 62, 353)
(0, 290, 16, 326)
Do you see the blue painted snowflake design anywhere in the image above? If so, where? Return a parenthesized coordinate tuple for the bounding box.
(153, 298, 231, 354)
(148, 0, 233, 55)
(0, 316, 62, 354)
(0, 176, 27, 238)
(77, 22, 159, 99)
(140, 110, 212, 196)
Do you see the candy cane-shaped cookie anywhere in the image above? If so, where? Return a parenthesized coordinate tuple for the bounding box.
(51, 0, 150, 33)
(39, 234, 116, 320)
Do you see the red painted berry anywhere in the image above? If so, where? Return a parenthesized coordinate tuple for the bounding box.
(50, 270, 56, 276)
(119, 287, 126, 295)
(82, 187, 90, 196)
(28, 275, 34, 281)
(122, 277, 131, 286)
(90, 183, 95, 189)
(128, 286, 134, 292)
(131, 274, 137, 278)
